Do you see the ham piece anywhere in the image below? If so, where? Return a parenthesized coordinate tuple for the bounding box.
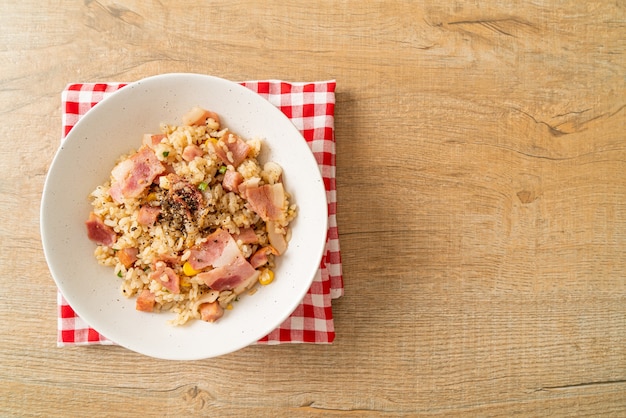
(135, 289, 156, 312)
(199, 301, 224, 322)
(109, 145, 165, 203)
(249, 246, 278, 269)
(182, 144, 203, 162)
(214, 132, 250, 168)
(137, 205, 161, 226)
(157, 253, 181, 265)
(222, 169, 243, 193)
(142, 133, 165, 149)
(150, 263, 180, 294)
(182, 107, 221, 128)
(233, 227, 258, 244)
(85, 212, 117, 246)
(117, 247, 138, 268)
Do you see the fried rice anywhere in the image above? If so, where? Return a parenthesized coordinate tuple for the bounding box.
(86, 107, 296, 325)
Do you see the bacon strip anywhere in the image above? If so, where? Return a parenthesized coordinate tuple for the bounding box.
(245, 183, 285, 222)
(109, 146, 165, 202)
(267, 220, 288, 255)
(191, 228, 261, 292)
(188, 229, 238, 270)
(196, 256, 260, 292)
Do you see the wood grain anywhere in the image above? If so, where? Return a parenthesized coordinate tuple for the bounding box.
(1, 0, 625, 416)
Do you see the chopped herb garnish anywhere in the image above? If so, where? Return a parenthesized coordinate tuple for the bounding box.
(162, 151, 169, 157)
(198, 181, 208, 191)
(218, 166, 227, 174)
(117, 271, 123, 278)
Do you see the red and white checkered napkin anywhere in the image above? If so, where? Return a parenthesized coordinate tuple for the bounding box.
(57, 80, 343, 347)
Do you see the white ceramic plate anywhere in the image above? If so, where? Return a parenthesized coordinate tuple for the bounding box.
(41, 73, 328, 360)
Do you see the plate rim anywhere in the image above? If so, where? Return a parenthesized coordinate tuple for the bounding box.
(41, 73, 328, 360)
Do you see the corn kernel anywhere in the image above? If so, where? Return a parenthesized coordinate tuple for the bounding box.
(226, 303, 233, 310)
(145, 192, 157, 202)
(182, 261, 200, 277)
(206, 137, 218, 146)
(259, 269, 274, 286)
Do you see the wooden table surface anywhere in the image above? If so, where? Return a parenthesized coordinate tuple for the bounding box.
(2, 1, 625, 416)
